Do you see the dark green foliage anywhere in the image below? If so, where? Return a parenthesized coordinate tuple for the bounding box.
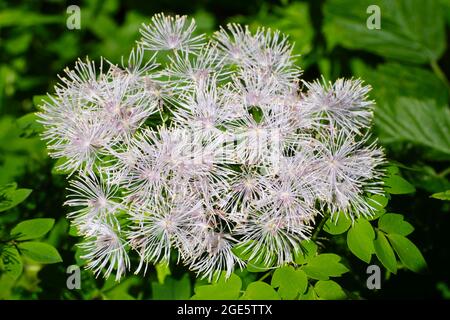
(0, 0, 448, 300)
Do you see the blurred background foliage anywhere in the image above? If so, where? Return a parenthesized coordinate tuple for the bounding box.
(0, 0, 449, 299)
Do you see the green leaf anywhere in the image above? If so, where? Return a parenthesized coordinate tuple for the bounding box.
(32, 95, 54, 108)
(368, 194, 388, 211)
(379, 214, 414, 236)
(271, 266, 308, 299)
(294, 240, 318, 265)
(234, 269, 258, 290)
(16, 113, 44, 138)
(18, 242, 62, 264)
(407, 165, 450, 194)
(367, 209, 386, 221)
(437, 282, 450, 299)
(74, 246, 88, 266)
(377, 98, 450, 157)
(373, 231, 397, 274)
(298, 285, 318, 300)
(232, 241, 274, 272)
(441, 0, 450, 26)
(302, 254, 349, 280)
(192, 273, 242, 300)
(366, 194, 389, 221)
(0, 10, 62, 27)
(69, 225, 80, 237)
(103, 276, 139, 300)
(51, 158, 71, 175)
(355, 63, 450, 157)
(0, 246, 23, 280)
(384, 168, 416, 194)
(386, 166, 400, 175)
(155, 262, 171, 284)
(314, 280, 347, 300)
(0, 116, 47, 186)
(351, 62, 449, 110)
(387, 234, 427, 273)
(244, 2, 314, 60)
(47, 218, 69, 248)
(323, 0, 446, 64)
(192, 10, 215, 34)
(324, 212, 352, 235)
(0, 183, 32, 212)
(11, 218, 55, 240)
(431, 190, 450, 201)
(152, 274, 191, 300)
(4, 33, 32, 55)
(347, 219, 375, 263)
(240, 281, 280, 300)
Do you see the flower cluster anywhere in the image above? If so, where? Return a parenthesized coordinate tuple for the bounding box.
(38, 14, 385, 281)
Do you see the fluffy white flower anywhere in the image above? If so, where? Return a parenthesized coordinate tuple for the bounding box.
(235, 212, 312, 267)
(39, 14, 385, 282)
(128, 196, 201, 272)
(187, 230, 244, 281)
(78, 222, 130, 281)
(65, 173, 123, 229)
(140, 13, 204, 51)
(173, 77, 232, 137)
(184, 209, 245, 281)
(215, 23, 256, 65)
(163, 43, 229, 91)
(302, 78, 374, 133)
(313, 130, 385, 218)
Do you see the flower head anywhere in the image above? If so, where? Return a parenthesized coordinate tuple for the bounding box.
(78, 222, 130, 281)
(313, 130, 385, 218)
(39, 14, 385, 282)
(140, 13, 204, 51)
(302, 78, 374, 134)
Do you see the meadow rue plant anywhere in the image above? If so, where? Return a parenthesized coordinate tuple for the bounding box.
(38, 13, 385, 282)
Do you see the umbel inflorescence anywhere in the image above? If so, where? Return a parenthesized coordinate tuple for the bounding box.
(38, 13, 385, 281)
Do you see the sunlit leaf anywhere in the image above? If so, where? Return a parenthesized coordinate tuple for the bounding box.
(11, 218, 55, 240)
(379, 214, 414, 236)
(314, 280, 346, 300)
(431, 190, 450, 201)
(0, 183, 32, 213)
(240, 281, 280, 300)
(387, 234, 427, 273)
(18, 242, 62, 264)
(323, 0, 446, 63)
(374, 230, 397, 274)
(191, 273, 242, 300)
(347, 219, 375, 263)
(0, 246, 23, 281)
(302, 254, 349, 280)
(271, 266, 307, 299)
(152, 274, 191, 300)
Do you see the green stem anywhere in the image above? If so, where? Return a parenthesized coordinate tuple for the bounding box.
(312, 213, 329, 241)
(101, 281, 124, 295)
(430, 60, 450, 95)
(438, 167, 450, 178)
(258, 269, 274, 282)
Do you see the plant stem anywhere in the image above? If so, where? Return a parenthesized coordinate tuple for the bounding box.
(430, 60, 450, 95)
(311, 213, 329, 241)
(438, 167, 450, 178)
(258, 269, 274, 282)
